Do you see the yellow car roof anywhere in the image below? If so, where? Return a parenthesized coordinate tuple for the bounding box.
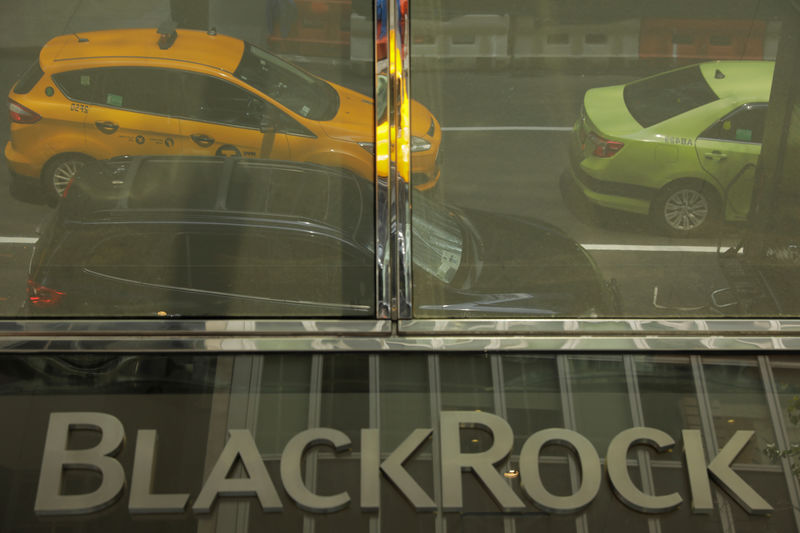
(39, 28, 245, 74)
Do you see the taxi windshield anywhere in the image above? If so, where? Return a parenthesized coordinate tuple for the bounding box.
(234, 44, 339, 120)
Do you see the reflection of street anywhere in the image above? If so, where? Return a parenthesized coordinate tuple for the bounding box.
(0, 52, 733, 317)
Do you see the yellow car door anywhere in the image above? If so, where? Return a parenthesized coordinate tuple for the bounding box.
(84, 68, 183, 159)
(175, 71, 290, 160)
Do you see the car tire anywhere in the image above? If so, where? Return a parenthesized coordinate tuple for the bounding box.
(651, 181, 720, 237)
(42, 154, 93, 206)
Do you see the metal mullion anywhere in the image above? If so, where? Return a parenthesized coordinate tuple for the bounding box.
(370, 353, 381, 533)
(214, 355, 259, 533)
(198, 356, 236, 533)
(757, 356, 800, 531)
(303, 354, 325, 533)
(374, 0, 391, 319)
(428, 354, 445, 533)
(558, 356, 588, 533)
(623, 355, 662, 533)
(375, 0, 412, 319)
(690, 356, 736, 533)
(392, 0, 412, 319)
(490, 354, 516, 533)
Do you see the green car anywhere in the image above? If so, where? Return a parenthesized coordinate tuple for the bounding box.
(568, 60, 774, 236)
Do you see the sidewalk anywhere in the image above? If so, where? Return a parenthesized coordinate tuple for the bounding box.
(0, 0, 272, 53)
(1, 0, 167, 51)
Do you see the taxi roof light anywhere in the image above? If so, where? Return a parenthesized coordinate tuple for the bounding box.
(157, 21, 178, 50)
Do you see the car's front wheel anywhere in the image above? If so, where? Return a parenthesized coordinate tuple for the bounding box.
(42, 154, 93, 206)
(651, 181, 720, 237)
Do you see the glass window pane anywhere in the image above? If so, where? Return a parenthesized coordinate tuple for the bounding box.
(256, 354, 313, 454)
(3, 3, 373, 318)
(502, 355, 562, 451)
(408, 0, 800, 319)
(321, 353, 370, 445)
(380, 354, 431, 449)
(568, 356, 632, 450)
(703, 358, 796, 532)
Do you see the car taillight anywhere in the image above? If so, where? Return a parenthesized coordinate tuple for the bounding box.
(27, 279, 64, 306)
(9, 98, 41, 124)
(586, 131, 624, 158)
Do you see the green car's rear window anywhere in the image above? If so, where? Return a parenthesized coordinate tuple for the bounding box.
(623, 65, 719, 127)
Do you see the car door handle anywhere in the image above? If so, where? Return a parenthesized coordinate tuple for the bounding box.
(191, 134, 215, 147)
(95, 121, 119, 134)
(704, 150, 728, 161)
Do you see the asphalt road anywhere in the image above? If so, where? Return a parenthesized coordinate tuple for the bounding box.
(0, 53, 734, 317)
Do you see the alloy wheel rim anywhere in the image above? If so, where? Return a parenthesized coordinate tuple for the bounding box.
(52, 160, 85, 195)
(663, 189, 709, 231)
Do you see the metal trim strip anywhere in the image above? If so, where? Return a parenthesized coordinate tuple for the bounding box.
(398, 318, 800, 334)
(3, 333, 800, 352)
(375, 0, 392, 319)
(0, 319, 392, 336)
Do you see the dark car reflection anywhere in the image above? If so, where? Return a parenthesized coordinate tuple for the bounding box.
(0, 352, 217, 394)
(26, 157, 617, 318)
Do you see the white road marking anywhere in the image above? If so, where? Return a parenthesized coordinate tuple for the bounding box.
(0, 238, 738, 253)
(582, 244, 739, 253)
(0, 237, 37, 244)
(441, 126, 573, 132)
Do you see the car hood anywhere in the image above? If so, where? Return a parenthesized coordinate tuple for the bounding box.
(584, 85, 643, 136)
(414, 209, 614, 317)
(320, 83, 374, 142)
(322, 83, 436, 142)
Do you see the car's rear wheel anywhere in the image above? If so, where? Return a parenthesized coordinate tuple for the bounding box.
(42, 154, 93, 205)
(651, 181, 720, 237)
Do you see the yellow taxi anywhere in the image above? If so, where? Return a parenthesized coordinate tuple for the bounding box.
(5, 27, 442, 202)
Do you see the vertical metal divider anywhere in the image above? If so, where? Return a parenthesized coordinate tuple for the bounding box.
(213, 355, 259, 533)
(556, 356, 589, 533)
(622, 355, 662, 533)
(232, 355, 266, 533)
(490, 354, 517, 533)
(757, 356, 800, 531)
(374, 0, 412, 319)
(428, 354, 445, 533)
(369, 353, 382, 533)
(393, 0, 412, 319)
(375, 0, 392, 319)
(198, 356, 236, 533)
(690, 356, 736, 533)
(303, 354, 324, 533)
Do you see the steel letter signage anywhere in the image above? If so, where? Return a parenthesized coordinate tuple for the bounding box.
(34, 411, 774, 517)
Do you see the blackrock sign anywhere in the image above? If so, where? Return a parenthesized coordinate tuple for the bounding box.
(35, 410, 773, 517)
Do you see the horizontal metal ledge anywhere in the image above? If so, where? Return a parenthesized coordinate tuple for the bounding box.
(3, 319, 800, 337)
(398, 319, 800, 335)
(0, 319, 392, 336)
(1, 319, 800, 352)
(1, 335, 800, 353)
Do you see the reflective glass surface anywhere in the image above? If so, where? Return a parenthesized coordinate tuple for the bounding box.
(410, 0, 800, 318)
(2, 0, 376, 318)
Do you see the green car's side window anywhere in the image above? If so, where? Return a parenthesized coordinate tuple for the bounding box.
(701, 104, 768, 144)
